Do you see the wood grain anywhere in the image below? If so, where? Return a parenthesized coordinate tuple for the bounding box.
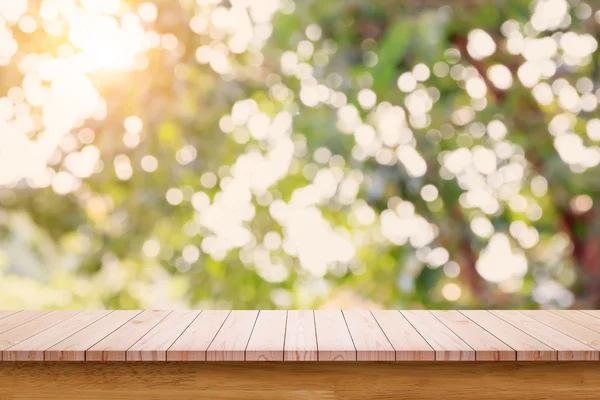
(3, 311, 110, 361)
(523, 311, 600, 351)
(551, 310, 600, 334)
(206, 310, 259, 361)
(432, 310, 515, 361)
(461, 310, 555, 361)
(246, 310, 287, 361)
(371, 310, 435, 361)
(0, 311, 80, 361)
(402, 310, 474, 361)
(343, 310, 394, 361)
(3, 362, 600, 400)
(46, 310, 141, 361)
(167, 310, 230, 361)
(127, 310, 200, 361)
(284, 310, 317, 361)
(86, 310, 171, 361)
(492, 310, 597, 361)
(0, 310, 49, 335)
(314, 310, 356, 361)
(1, 310, 599, 365)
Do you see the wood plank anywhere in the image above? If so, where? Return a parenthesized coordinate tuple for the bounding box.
(372, 310, 435, 361)
(0, 310, 49, 335)
(0, 311, 80, 361)
(523, 310, 600, 351)
(206, 310, 259, 361)
(284, 310, 317, 361)
(461, 310, 556, 361)
(0, 310, 20, 321)
(431, 310, 515, 361)
(1, 309, 598, 365)
(314, 310, 356, 361)
(127, 310, 200, 361)
(492, 310, 597, 361)
(6, 361, 600, 400)
(246, 310, 287, 361)
(401, 310, 474, 361)
(343, 310, 395, 361)
(551, 310, 600, 334)
(46, 310, 141, 361)
(86, 310, 171, 361)
(3, 311, 110, 361)
(581, 310, 600, 319)
(167, 310, 230, 361)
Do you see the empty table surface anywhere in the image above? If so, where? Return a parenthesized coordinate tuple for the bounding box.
(1, 310, 599, 361)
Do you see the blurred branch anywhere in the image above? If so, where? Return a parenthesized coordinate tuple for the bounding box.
(452, 32, 600, 307)
(450, 35, 506, 102)
(559, 208, 600, 307)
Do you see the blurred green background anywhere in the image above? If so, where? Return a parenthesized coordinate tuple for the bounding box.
(1, 0, 600, 310)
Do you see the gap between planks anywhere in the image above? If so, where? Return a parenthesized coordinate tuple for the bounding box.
(1, 310, 600, 362)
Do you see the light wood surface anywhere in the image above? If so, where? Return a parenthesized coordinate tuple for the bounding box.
(0, 310, 599, 363)
(127, 310, 200, 361)
(581, 310, 600, 318)
(0, 311, 80, 361)
(492, 310, 598, 361)
(343, 310, 395, 361)
(46, 310, 141, 361)
(402, 310, 474, 361)
(167, 310, 230, 361)
(3, 310, 110, 361)
(461, 310, 556, 361)
(86, 310, 171, 361)
(314, 310, 356, 361)
(523, 311, 600, 351)
(206, 310, 259, 361)
(3, 362, 600, 400)
(245, 310, 287, 361)
(372, 310, 435, 360)
(551, 310, 600, 334)
(431, 310, 515, 361)
(0, 310, 20, 321)
(0, 310, 50, 335)
(284, 310, 318, 361)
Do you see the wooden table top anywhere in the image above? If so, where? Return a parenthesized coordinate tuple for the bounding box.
(0, 310, 599, 362)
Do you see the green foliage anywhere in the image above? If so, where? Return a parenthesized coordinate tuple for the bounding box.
(0, 0, 599, 310)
